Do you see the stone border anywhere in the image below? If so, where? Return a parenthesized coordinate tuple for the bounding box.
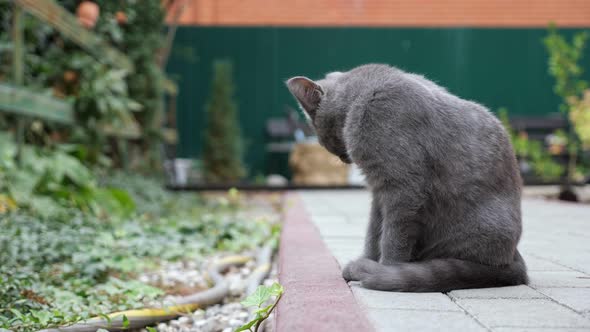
(275, 192, 374, 332)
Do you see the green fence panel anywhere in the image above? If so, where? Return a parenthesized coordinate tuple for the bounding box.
(166, 27, 590, 178)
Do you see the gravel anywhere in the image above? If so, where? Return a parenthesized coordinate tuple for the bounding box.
(133, 194, 282, 332)
(133, 258, 278, 332)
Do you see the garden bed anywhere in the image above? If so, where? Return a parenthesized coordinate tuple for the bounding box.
(0, 160, 283, 331)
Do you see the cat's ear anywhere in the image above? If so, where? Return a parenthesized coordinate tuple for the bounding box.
(286, 76, 324, 119)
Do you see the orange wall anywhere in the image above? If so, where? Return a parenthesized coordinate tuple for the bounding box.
(168, 0, 590, 27)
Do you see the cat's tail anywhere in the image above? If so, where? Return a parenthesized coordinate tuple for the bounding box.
(344, 252, 528, 292)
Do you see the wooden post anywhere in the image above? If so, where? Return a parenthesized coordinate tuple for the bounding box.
(13, 4, 25, 163)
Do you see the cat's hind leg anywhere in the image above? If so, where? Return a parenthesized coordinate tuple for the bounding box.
(379, 190, 424, 266)
(343, 193, 383, 281)
(344, 212, 421, 280)
(363, 194, 383, 261)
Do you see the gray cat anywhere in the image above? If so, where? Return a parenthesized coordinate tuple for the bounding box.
(286, 64, 528, 292)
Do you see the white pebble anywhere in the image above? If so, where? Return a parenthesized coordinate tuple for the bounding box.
(192, 309, 205, 320)
(217, 315, 229, 324)
(194, 319, 209, 329)
(178, 316, 192, 325)
(222, 303, 242, 313)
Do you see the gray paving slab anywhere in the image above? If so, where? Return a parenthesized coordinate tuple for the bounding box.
(298, 190, 590, 331)
(322, 238, 364, 249)
(493, 328, 590, 332)
(333, 254, 354, 266)
(528, 271, 590, 288)
(456, 298, 590, 328)
(311, 214, 350, 222)
(352, 284, 462, 311)
(521, 254, 573, 272)
(449, 285, 545, 299)
(537, 288, 590, 314)
(316, 225, 366, 237)
(366, 308, 487, 332)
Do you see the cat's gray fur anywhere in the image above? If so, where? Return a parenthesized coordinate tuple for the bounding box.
(286, 64, 528, 292)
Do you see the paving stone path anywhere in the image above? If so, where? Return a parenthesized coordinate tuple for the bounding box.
(299, 190, 590, 332)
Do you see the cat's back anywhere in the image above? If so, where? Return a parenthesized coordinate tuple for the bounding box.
(342, 64, 508, 149)
(341, 64, 448, 144)
(341, 65, 519, 190)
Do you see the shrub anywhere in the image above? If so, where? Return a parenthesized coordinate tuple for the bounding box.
(202, 60, 246, 182)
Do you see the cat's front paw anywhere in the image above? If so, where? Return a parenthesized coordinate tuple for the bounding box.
(342, 258, 373, 282)
(342, 261, 358, 281)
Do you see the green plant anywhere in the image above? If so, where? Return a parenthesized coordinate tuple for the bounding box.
(498, 108, 565, 181)
(236, 283, 284, 332)
(72, 53, 142, 162)
(0, 133, 133, 217)
(569, 90, 590, 149)
(0, 187, 273, 330)
(101, 0, 167, 167)
(0, 0, 167, 168)
(0, 134, 275, 331)
(544, 26, 590, 186)
(202, 60, 246, 182)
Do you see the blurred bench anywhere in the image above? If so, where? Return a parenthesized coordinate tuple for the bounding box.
(266, 107, 314, 153)
(509, 115, 567, 141)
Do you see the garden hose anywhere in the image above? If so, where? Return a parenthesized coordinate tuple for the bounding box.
(243, 245, 274, 332)
(37, 250, 272, 332)
(245, 245, 273, 295)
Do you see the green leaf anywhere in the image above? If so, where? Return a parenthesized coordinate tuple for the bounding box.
(146, 327, 157, 332)
(127, 100, 143, 112)
(240, 285, 272, 308)
(122, 314, 130, 329)
(235, 318, 258, 332)
(269, 282, 284, 296)
(255, 304, 273, 315)
(10, 309, 23, 319)
(237, 283, 285, 332)
(32, 310, 51, 325)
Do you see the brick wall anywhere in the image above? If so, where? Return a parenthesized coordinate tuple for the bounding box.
(168, 0, 590, 27)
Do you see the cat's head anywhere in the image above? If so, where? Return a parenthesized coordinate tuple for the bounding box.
(286, 72, 352, 163)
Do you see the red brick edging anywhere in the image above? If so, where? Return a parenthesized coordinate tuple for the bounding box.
(275, 192, 374, 332)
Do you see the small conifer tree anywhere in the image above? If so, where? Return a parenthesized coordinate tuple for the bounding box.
(202, 60, 246, 182)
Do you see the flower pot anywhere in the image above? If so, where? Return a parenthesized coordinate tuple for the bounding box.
(289, 142, 349, 185)
(77, 1, 100, 29)
(174, 159, 192, 185)
(164, 159, 194, 186)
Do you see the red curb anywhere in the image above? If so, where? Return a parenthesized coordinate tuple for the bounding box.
(275, 192, 375, 332)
